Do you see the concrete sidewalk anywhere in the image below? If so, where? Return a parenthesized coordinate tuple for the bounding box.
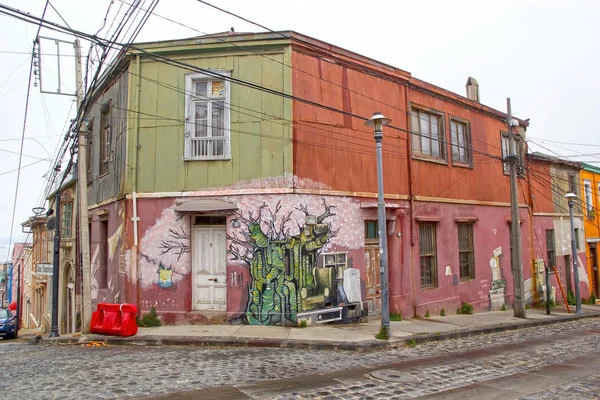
(29, 304, 600, 351)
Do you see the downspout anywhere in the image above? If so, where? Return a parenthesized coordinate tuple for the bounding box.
(404, 84, 417, 317)
(132, 55, 141, 310)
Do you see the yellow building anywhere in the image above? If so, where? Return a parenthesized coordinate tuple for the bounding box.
(581, 163, 600, 300)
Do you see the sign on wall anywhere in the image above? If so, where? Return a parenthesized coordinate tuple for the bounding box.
(35, 263, 53, 276)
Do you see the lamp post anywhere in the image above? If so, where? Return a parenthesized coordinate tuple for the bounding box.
(565, 192, 583, 314)
(365, 112, 392, 339)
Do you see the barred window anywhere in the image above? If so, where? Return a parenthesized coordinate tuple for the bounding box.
(419, 223, 438, 290)
(546, 229, 556, 268)
(458, 223, 475, 281)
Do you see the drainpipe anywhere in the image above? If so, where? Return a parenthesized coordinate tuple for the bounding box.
(133, 55, 141, 310)
(404, 84, 417, 316)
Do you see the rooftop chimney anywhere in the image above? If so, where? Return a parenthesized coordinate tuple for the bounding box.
(466, 77, 480, 102)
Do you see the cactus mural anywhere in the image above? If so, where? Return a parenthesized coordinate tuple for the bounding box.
(227, 199, 339, 325)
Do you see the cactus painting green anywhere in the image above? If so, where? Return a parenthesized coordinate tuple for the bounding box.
(227, 199, 339, 325)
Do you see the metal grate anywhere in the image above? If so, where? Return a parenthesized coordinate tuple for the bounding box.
(546, 229, 556, 268)
(458, 223, 475, 281)
(419, 223, 438, 290)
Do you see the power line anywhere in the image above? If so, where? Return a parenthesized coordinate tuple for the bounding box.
(0, 159, 47, 176)
(5, 49, 38, 266)
(0, 4, 509, 166)
(0, 55, 32, 90)
(0, 148, 51, 161)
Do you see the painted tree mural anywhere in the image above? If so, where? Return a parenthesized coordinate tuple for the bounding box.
(228, 198, 339, 325)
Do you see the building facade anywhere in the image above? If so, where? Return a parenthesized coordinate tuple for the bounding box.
(581, 163, 600, 300)
(527, 153, 588, 305)
(81, 31, 540, 326)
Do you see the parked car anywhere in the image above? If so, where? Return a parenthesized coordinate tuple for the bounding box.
(0, 309, 16, 339)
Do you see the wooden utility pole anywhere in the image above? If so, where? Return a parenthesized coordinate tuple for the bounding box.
(508, 97, 526, 318)
(74, 39, 92, 333)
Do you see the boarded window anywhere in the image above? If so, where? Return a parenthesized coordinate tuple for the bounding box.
(546, 229, 556, 268)
(569, 173, 578, 196)
(450, 119, 471, 165)
(185, 72, 231, 160)
(458, 223, 475, 281)
(419, 223, 438, 290)
(410, 108, 445, 160)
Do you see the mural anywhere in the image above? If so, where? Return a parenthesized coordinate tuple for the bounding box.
(140, 253, 182, 289)
(228, 198, 340, 325)
(138, 209, 191, 289)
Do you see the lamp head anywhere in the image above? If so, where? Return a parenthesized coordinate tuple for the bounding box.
(564, 192, 577, 200)
(364, 112, 392, 132)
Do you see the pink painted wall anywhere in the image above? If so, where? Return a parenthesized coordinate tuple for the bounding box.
(390, 202, 532, 317)
(89, 200, 128, 308)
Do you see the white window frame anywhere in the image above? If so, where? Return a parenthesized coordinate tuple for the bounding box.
(184, 71, 231, 160)
(584, 179, 593, 218)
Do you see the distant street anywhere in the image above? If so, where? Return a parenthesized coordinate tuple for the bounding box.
(1, 318, 599, 400)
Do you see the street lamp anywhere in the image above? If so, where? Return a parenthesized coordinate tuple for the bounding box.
(365, 112, 392, 339)
(565, 192, 583, 314)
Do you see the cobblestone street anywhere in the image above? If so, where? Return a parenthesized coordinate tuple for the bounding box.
(1, 318, 599, 399)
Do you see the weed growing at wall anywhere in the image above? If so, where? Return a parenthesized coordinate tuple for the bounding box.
(424, 310, 430, 318)
(389, 312, 403, 321)
(405, 339, 417, 347)
(456, 302, 473, 315)
(137, 307, 161, 327)
(501, 304, 507, 311)
(440, 308, 445, 317)
(567, 290, 576, 306)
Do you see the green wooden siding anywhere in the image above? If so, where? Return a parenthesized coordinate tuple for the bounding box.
(127, 44, 293, 194)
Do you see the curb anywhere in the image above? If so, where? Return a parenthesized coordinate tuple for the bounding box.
(37, 312, 600, 352)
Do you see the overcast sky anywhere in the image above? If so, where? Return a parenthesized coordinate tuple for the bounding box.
(1, 0, 599, 261)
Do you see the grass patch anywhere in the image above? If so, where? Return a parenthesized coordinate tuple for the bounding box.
(424, 310, 430, 318)
(297, 320, 308, 328)
(390, 312, 403, 322)
(501, 304, 507, 311)
(525, 304, 531, 310)
(405, 339, 417, 347)
(456, 302, 474, 315)
(440, 308, 445, 317)
(567, 290, 576, 306)
(375, 326, 390, 341)
(137, 307, 161, 327)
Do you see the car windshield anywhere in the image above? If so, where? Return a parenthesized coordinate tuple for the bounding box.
(0, 310, 12, 319)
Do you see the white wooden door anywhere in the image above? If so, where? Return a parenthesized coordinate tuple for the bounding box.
(192, 227, 227, 311)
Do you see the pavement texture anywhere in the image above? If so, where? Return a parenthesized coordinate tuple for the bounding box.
(1, 315, 599, 399)
(26, 303, 600, 351)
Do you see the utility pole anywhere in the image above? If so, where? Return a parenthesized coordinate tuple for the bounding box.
(49, 191, 61, 337)
(565, 193, 583, 314)
(365, 112, 392, 340)
(74, 39, 92, 333)
(507, 98, 526, 318)
(16, 261, 21, 332)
